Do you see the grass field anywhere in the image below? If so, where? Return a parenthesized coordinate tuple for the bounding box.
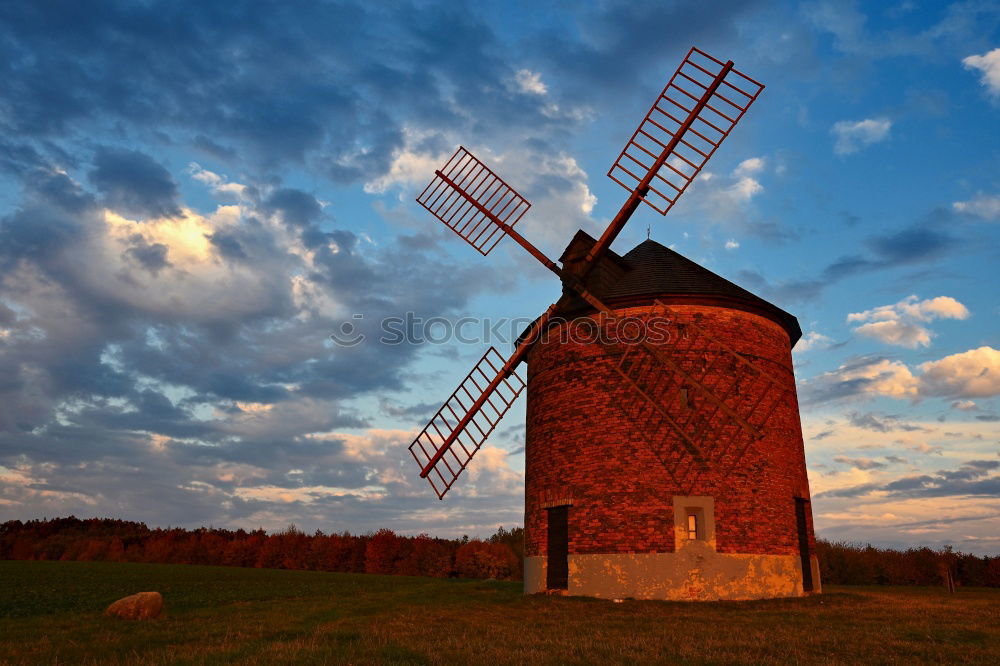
(1, 561, 998, 664)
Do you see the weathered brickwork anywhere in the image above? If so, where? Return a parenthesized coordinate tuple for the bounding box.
(524, 302, 816, 563)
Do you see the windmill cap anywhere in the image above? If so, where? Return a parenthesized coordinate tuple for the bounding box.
(554, 234, 802, 346)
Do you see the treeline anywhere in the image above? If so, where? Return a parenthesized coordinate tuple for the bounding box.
(3, 517, 998, 588)
(0, 517, 523, 581)
(817, 540, 1000, 588)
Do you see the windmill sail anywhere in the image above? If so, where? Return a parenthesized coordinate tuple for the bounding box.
(607, 47, 764, 216)
(407, 48, 769, 501)
(408, 346, 526, 499)
(416, 147, 531, 256)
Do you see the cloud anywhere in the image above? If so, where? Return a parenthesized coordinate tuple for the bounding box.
(0, 1, 596, 184)
(733, 157, 765, 177)
(833, 456, 887, 470)
(741, 218, 959, 306)
(187, 163, 248, 200)
(813, 223, 958, 287)
(520, 0, 764, 98)
(794, 331, 833, 353)
(962, 47, 1000, 98)
(847, 411, 926, 433)
(365, 133, 599, 257)
(816, 460, 999, 499)
(831, 118, 892, 155)
(953, 192, 1000, 220)
(951, 400, 977, 411)
(802, 356, 919, 404)
(88, 148, 181, 219)
(724, 239, 739, 250)
(679, 156, 766, 224)
(802, 346, 1000, 404)
(865, 223, 957, 266)
(514, 69, 548, 95)
(847, 295, 970, 348)
(919, 347, 1000, 399)
(0, 154, 520, 531)
(263, 188, 324, 228)
(736, 270, 824, 305)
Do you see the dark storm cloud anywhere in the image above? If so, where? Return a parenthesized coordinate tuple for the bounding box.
(0, 138, 507, 532)
(0, 0, 587, 182)
(0, 170, 93, 271)
(524, 0, 765, 96)
(263, 189, 324, 227)
(0, 0, 788, 533)
(816, 460, 1000, 499)
(0, 139, 47, 176)
(123, 237, 171, 275)
(88, 148, 181, 218)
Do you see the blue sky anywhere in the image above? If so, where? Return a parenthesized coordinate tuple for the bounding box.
(0, 1, 998, 554)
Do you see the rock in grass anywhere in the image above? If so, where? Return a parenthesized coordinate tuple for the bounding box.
(104, 591, 163, 620)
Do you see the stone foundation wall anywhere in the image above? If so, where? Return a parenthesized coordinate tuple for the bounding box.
(525, 550, 822, 601)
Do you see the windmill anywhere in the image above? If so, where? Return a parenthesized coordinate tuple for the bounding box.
(407, 47, 819, 601)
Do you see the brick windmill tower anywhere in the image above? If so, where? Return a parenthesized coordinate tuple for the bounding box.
(407, 48, 820, 600)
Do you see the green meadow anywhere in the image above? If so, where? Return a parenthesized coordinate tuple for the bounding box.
(1, 560, 997, 664)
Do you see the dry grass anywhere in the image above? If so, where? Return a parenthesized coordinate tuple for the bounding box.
(1, 561, 997, 664)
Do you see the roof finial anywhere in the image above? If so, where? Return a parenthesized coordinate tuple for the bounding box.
(646, 225, 651, 240)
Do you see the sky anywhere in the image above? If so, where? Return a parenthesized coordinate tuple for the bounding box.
(0, 0, 998, 554)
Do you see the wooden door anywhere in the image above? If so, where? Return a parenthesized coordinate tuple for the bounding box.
(546, 505, 569, 590)
(795, 498, 814, 592)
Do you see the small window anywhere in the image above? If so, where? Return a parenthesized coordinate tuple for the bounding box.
(687, 513, 699, 540)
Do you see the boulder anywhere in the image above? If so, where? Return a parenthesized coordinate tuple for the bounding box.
(104, 591, 163, 620)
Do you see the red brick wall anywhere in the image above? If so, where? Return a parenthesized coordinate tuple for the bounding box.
(524, 303, 815, 558)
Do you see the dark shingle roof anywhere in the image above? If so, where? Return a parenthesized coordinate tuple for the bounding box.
(600, 239, 801, 344)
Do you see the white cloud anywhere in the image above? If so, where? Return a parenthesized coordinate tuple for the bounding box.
(831, 117, 892, 155)
(733, 157, 765, 176)
(919, 346, 1000, 398)
(953, 192, 1000, 220)
(847, 295, 969, 348)
(962, 48, 1000, 98)
(362, 131, 597, 255)
(514, 69, 548, 95)
(806, 357, 920, 402)
(363, 128, 451, 195)
(804, 346, 1000, 404)
(852, 320, 933, 348)
(795, 331, 833, 353)
(951, 399, 977, 411)
(188, 163, 247, 199)
(724, 239, 739, 250)
(683, 156, 766, 222)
